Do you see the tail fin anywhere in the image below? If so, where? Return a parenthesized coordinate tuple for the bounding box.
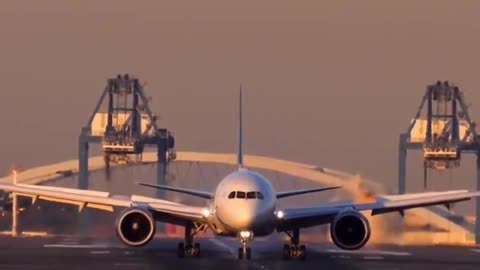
(237, 85, 244, 169)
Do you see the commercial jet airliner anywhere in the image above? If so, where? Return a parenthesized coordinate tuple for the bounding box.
(1, 89, 480, 260)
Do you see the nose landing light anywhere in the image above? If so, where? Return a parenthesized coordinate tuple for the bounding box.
(240, 231, 253, 239)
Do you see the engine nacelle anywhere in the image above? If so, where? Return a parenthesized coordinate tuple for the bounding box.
(330, 209, 371, 250)
(115, 207, 156, 247)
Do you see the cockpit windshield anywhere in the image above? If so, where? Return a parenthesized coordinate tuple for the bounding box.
(228, 191, 264, 199)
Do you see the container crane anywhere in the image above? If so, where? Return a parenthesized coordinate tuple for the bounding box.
(78, 74, 176, 198)
(398, 80, 480, 243)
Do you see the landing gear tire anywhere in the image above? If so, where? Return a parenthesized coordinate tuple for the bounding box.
(177, 242, 201, 258)
(193, 243, 201, 257)
(238, 247, 251, 260)
(299, 245, 306, 260)
(282, 244, 290, 260)
(283, 228, 307, 260)
(177, 222, 204, 258)
(238, 248, 243, 259)
(282, 244, 307, 260)
(177, 242, 185, 258)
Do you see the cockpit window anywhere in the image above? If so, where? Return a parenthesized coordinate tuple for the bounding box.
(233, 191, 264, 199)
(236, 191, 246, 199)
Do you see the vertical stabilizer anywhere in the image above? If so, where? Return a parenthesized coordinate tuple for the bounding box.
(238, 85, 244, 169)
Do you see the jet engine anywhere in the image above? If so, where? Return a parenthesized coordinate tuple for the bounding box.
(330, 209, 371, 250)
(115, 207, 156, 247)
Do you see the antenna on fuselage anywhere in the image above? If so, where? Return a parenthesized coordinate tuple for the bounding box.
(237, 85, 244, 169)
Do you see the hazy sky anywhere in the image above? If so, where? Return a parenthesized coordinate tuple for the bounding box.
(1, 1, 480, 197)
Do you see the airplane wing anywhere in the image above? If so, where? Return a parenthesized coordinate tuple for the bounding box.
(275, 190, 480, 231)
(137, 182, 213, 199)
(0, 183, 207, 225)
(276, 186, 341, 199)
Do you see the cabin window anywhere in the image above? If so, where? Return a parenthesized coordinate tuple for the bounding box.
(256, 192, 264, 199)
(237, 191, 246, 199)
(247, 192, 256, 199)
(228, 191, 236, 199)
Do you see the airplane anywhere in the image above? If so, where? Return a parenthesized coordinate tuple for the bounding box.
(1, 88, 480, 261)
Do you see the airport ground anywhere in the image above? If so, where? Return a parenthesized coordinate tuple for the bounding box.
(1, 234, 479, 270)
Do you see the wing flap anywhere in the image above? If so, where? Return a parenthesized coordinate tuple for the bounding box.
(84, 203, 114, 212)
(16, 184, 111, 197)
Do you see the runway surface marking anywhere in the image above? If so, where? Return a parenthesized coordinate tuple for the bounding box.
(324, 249, 411, 256)
(43, 244, 118, 248)
(363, 255, 384, 260)
(320, 247, 412, 262)
(209, 238, 272, 270)
(113, 263, 146, 267)
(251, 262, 272, 270)
(61, 237, 78, 245)
(208, 238, 236, 255)
(330, 254, 351, 259)
(90, 250, 110, 254)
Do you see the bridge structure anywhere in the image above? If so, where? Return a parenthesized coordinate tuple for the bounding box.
(0, 152, 477, 245)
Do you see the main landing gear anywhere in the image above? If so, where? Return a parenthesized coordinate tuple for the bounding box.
(177, 242, 200, 258)
(238, 231, 253, 260)
(177, 222, 205, 258)
(282, 228, 306, 260)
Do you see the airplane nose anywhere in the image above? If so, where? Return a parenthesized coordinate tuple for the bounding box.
(233, 204, 257, 229)
(236, 212, 255, 229)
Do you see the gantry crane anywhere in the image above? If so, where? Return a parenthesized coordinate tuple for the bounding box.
(78, 74, 176, 198)
(398, 80, 480, 243)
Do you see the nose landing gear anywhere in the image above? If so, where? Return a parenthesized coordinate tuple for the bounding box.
(238, 231, 253, 260)
(238, 245, 251, 260)
(282, 228, 306, 260)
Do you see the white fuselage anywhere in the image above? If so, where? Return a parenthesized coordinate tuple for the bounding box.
(206, 168, 277, 238)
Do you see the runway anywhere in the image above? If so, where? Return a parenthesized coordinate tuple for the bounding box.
(1, 235, 479, 270)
